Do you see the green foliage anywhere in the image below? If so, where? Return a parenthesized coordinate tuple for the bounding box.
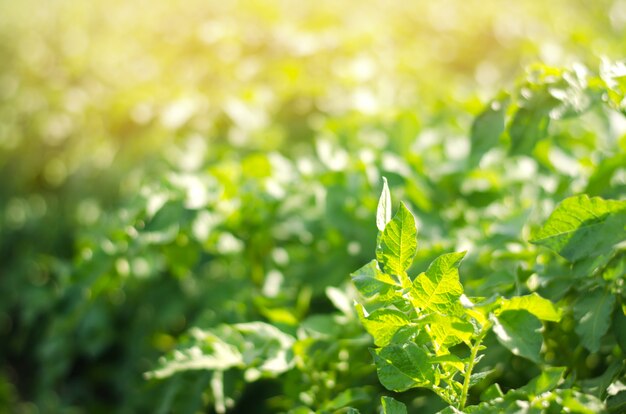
(352, 185, 570, 411)
(380, 396, 407, 414)
(530, 195, 626, 263)
(1, 1, 626, 411)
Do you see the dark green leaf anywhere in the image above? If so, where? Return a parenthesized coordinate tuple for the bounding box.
(579, 360, 624, 399)
(607, 390, 626, 413)
(613, 305, 626, 354)
(508, 92, 556, 155)
(470, 97, 509, 165)
(519, 367, 565, 395)
(480, 383, 504, 402)
(491, 310, 542, 363)
(574, 290, 615, 353)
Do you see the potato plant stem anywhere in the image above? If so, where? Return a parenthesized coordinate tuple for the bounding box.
(459, 325, 490, 410)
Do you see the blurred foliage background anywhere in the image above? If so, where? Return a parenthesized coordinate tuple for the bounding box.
(1, 0, 625, 413)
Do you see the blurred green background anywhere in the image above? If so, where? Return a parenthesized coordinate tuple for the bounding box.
(1, 0, 625, 412)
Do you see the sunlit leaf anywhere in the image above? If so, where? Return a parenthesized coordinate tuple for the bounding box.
(356, 304, 411, 347)
(376, 202, 417, 278)
(530, 195, 626, 263)
(377, 177, 392, 232)
(411, 252, 466, 314)
(499, 293, 561, 322)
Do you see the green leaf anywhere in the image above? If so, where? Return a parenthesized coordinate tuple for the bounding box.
(530, 195, 626, 263)
(574, 289, 616, 353)
(480, 383, 504, 402)
(351, 260, 400, 299)
(508, 91, 556, 155)
(356, 305, 412, 347)
(613, 306, 626, 354)
(491, 310, 542, 363)
(321, 387, 371, 411)
(579, 360, 624, 399)
(376, 202, 418, 277)
(430, 353, 466, 372)
(469, 97, 508, 165)
(146, 334, 243, 380)
(607, 390, 626, 414)
(146, 322, 295, 381)
(326, 286, 353, 317)
(520, 367, 565, 395)
(558, 389, 607, 414)
(499, 293, 561, 322)
(377, 177, 392, 232)
(427, 313, 474, 348)
(585, 153, 626, 197)
(600, 60, 626, 114)
(469, 368, 496, 387)
(380, 396, 408, 414)
(371, 342, 434, 392)
(411, 252, 466, 314)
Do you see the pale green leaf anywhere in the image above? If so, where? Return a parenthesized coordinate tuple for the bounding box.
(430, 353, 466, 372)
(574, 289, 615, 353)
(371, 342, 434, 392)
(491, 310, 542, 363)
(426, 313, 474, 348)
(326, 286, 353, 317)
(377, 177, 392, 232)
(356, 304, 411, 347)
(530, 195, 626, 263)
(559, 390, 606, 414)
(499, 293, 561, 322)
(381, 396, 407, 414)
(376, 202, 417, 277)
(411, 252, 466, 314)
